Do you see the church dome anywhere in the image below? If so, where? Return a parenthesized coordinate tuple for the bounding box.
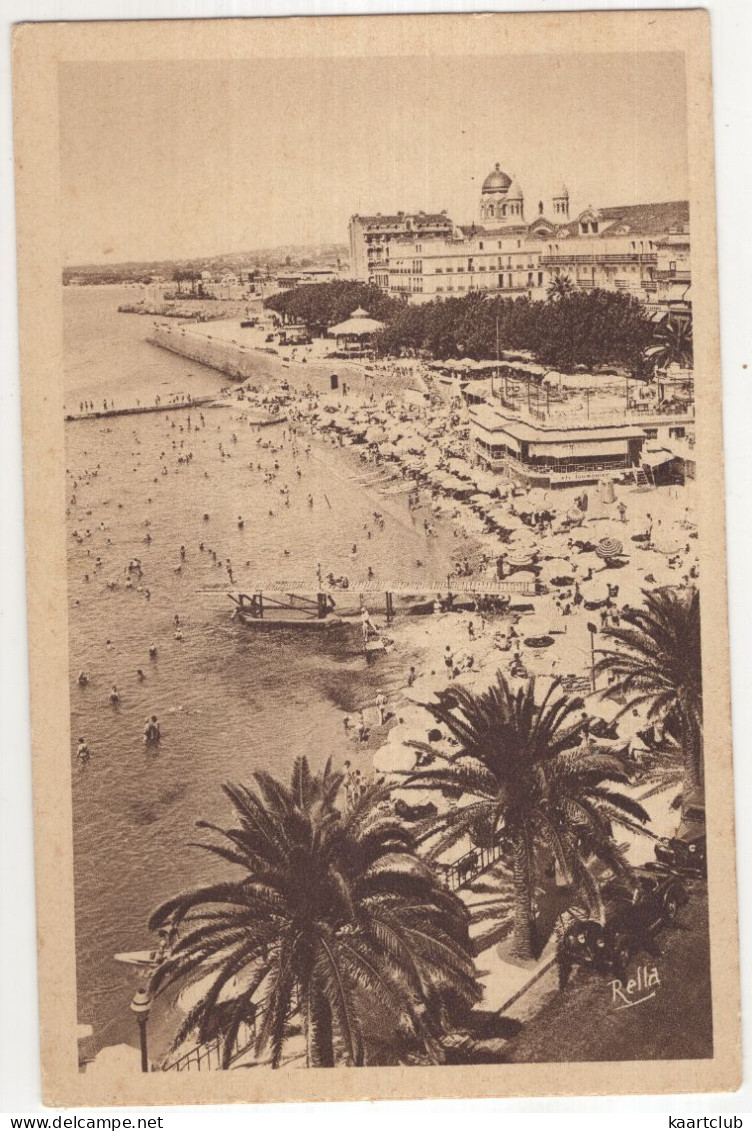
(482, 163, 512, 194)
(506, 176, 524, 201)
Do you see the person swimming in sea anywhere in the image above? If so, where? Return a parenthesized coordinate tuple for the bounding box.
(144, 715, 161, 745)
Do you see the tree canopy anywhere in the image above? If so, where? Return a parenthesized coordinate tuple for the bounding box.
(265, 280, 660, 374)
(264, 281, 402, 328)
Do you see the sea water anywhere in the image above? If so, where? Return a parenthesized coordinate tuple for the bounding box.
(64, 287, 455, 1060)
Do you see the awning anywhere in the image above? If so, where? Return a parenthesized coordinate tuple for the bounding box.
(641, 448, 679, 468)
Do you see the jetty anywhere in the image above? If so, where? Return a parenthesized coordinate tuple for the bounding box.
(65, 398, 284, 425)
(65, 396, 219, 423)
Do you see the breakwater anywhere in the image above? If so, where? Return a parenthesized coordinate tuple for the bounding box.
(149, 322, 288, 383)
(64, 395, 220, 422)
(147, 322, 371, 393)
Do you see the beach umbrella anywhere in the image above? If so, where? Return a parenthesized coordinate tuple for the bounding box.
(580, 576, 611, 603)
(538, 557, 575, 581)
(373, 737, 418, 776)
(447, 457, 473, 479)
(506, 549, 537, 568)
(524, 487, 550, 506)
(652, 534, 684, 556)
(541, 535, 575, 557)
(596, 536, 624, 561)
(572, 551, 603, 575)
(520, 612, 557, 637)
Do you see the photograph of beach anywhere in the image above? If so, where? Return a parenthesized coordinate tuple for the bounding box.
(13, 13, 735, 1099)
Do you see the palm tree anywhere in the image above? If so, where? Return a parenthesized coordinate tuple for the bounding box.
(647, 314, 693, 372)
(402, 675, 650, 961)
(546, 273, 575, 302)
(594, 586, 703, 804)
(148, 758, 480, 1069)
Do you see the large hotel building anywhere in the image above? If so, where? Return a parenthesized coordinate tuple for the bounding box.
(348, 163, 690, 319)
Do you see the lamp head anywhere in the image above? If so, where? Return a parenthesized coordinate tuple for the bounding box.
(130, 988, 152, 1019)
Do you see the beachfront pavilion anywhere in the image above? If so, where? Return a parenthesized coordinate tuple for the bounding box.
(469, 402, 646, 488)
(328, 308, 385, 355)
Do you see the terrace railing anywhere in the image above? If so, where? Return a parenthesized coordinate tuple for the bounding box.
(439, 837, 510, 892)
(162, 1020, 254, 1073)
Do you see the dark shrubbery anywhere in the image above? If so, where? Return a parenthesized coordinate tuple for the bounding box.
(265, 281, 661, 374)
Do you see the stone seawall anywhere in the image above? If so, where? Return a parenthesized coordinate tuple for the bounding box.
(148, 323, 280, 383)
(148, 322, 372, 393)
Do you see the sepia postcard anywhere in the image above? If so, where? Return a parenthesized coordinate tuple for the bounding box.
(12, 9, 741, 1106)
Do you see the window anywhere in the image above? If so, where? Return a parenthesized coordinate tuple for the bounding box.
(415, 244, 422, 253)
(468, 258, 474, 272)
(591, 223, 599, 234)
(479, 242, 484, 250)
(517, 240, 522, 249)
(538, 272, 543, 286)
(669, 426, 686, 439)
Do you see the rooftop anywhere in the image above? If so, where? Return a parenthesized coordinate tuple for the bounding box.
(566, 200, 690, 238)
(352, 211, 453, 228)
(469, 404, 646, 443)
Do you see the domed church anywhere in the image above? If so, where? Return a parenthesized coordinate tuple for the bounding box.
(479, 163, 525, 225)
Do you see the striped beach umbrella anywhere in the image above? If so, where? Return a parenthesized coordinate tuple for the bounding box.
(596, 536, 624, 560)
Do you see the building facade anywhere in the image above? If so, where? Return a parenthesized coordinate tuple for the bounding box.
(349, 165, 690, 317)
(348, 211, 454, 289)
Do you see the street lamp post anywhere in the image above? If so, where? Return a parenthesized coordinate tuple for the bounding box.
(587, 622, 598, 693)
(130, 988, 152, 1073)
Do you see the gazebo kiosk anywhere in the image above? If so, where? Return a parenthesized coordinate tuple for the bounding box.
(329, 307, 384, 356)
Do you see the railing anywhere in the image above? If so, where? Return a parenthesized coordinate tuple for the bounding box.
(540, 253, 657, 266)
(655, 270, 691, 284)
(163, 1020, 255, 1072)
(439, 837, 510, 892)
(163, 987, 300, 1073)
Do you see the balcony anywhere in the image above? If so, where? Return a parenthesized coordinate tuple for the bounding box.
(655, 269, 691, 283)
(540, 253, 657, 266)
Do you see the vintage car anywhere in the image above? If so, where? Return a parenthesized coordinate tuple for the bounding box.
(556, 865, 688, 986)
(654, 793, 707, 878)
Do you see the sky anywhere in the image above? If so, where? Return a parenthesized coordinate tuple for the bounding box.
(59, 52, 689, 265)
